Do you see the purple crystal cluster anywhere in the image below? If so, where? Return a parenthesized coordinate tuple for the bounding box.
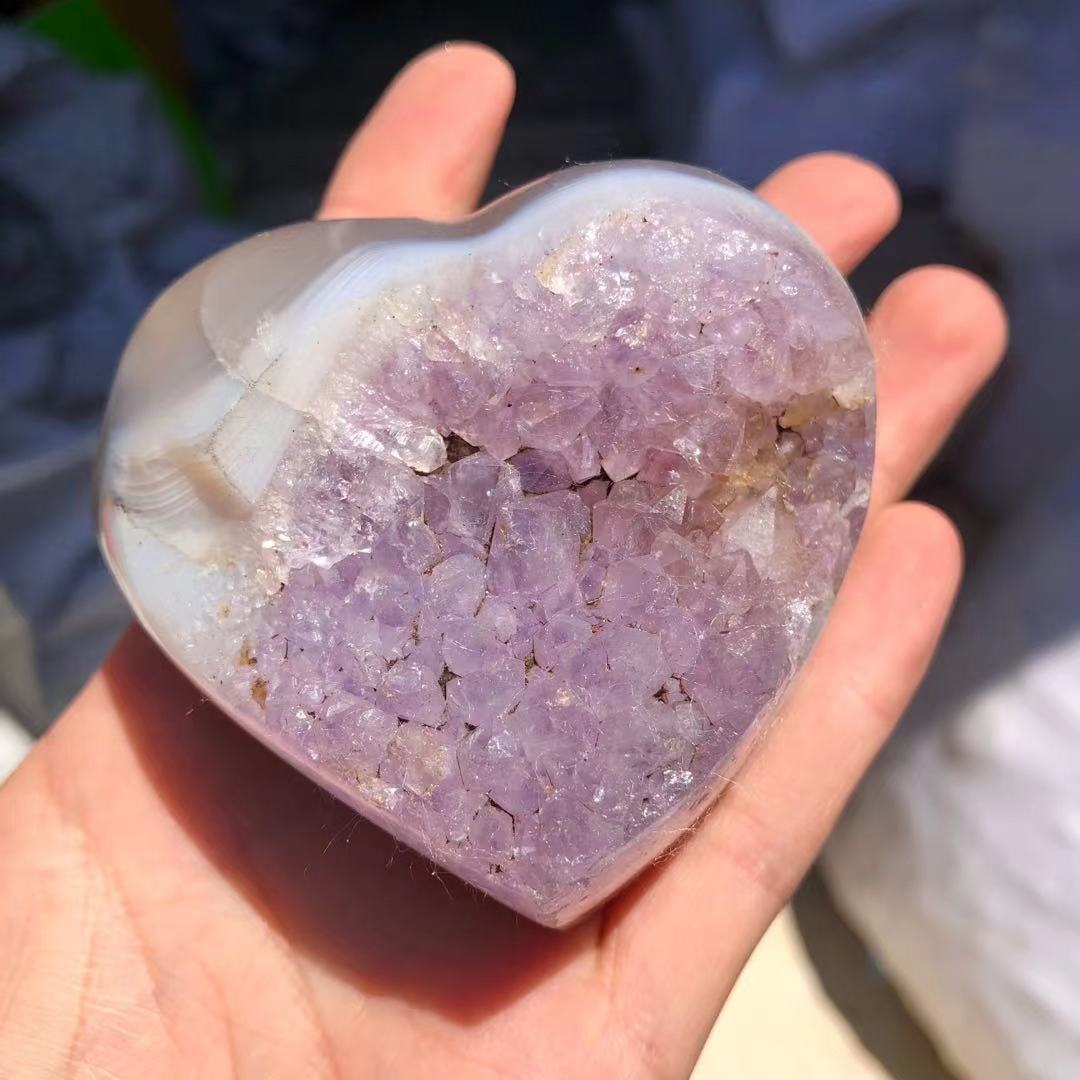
(231, 190, 873, 920)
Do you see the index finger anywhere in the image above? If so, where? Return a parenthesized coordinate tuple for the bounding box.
(319, 42, 515, 222)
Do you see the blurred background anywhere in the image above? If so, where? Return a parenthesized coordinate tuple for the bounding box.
(1, 1, 1077, 1077)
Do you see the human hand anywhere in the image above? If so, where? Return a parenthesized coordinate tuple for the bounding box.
(0, 44, 1006, 1079)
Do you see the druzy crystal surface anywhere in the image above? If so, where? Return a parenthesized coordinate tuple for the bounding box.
(98, 163, 874, 925)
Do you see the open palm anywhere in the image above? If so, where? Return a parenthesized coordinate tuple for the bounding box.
(0, 45, 1005, 1080)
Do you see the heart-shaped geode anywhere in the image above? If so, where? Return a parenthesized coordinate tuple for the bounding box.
(99, 162, 874, 926)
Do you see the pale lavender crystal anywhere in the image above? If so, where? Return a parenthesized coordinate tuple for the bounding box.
(99, 163, 874, 926)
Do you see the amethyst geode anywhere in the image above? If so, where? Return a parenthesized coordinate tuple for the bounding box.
(98, 162, 874, 925)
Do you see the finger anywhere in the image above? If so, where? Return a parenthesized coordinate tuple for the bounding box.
(597, 502, 963, 1068)
(871, 265, 1008, 506)
(319, 42, 515, 221)
(756, 152, 901, 274)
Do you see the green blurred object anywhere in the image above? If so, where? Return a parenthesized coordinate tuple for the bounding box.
(24, 0, 231, 215)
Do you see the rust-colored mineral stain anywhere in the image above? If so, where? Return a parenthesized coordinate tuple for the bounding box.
(251, 677, 268, 709)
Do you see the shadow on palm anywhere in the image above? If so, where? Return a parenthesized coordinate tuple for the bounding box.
(105, 629, 594, 1023)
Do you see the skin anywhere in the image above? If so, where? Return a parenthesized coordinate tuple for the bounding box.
(0, 43, 1007, 1080)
